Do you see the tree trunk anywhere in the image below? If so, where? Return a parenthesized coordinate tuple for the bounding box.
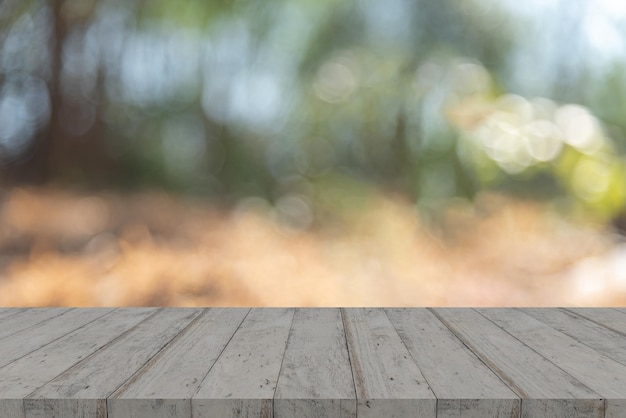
(2, 0, 65, 185)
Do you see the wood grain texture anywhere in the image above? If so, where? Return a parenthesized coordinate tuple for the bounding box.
(1, 308, 626, 417)
(25, 308, 202, 418)
(524, 308, 626, 366)
(0, 308, 72, 341)
(479, 308, 626, 417)
(193, 308, 294, 418)
(0, 399, 23, 418)
(0, 308, 111, 369)
(195, 399, 272, 418)
(0, 308, 27, 321)
(565, 308, 626, 336)
(385, 308, 520, 418)
(23, 399, 107, 418)
(606, 399, 626, 418)
(109, 308, 249, 418)
(274, 308, 356, 418)
(108, 399, 189, 418)
(0, 308, 156, 418)
(343, 308, 436, 418)
(432, 308, 604, 418)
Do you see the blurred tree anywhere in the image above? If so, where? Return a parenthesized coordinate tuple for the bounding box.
(0, 0, 625, 229)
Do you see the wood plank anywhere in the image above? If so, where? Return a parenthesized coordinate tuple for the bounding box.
(524, 308, 626, 366)
(24, 308, 202, 418)
(108, 308, 249, 418)
(0, 308, 112, 369)
(607, 401, 626, 418)
(274, 308, 356, 418)
(432, 308, 603, 418)
(385, 308, 520, 418)
(0, 308, 156, 418)
(0, 308, 28, 322)
(0, 308, 72, 341)
(193, 308, 294, 418)
(527, 308, 626, 418)
(0, 308, 156, 417)
(342, 308, 436, 418)
(0, 308, 155, 395)
(478, 308, 626, 418)
(2, 307, 626, 418)
(565, 308, 626, 336)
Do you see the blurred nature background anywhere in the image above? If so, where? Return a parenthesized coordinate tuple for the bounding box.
(1, 0, 626, 306)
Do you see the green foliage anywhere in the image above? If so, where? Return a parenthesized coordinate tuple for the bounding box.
(3, 0, 626, 225)
(136, 0, 231, 28)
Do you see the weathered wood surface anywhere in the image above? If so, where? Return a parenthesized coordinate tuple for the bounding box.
(0, 308, 112, 369)
(433, 308, 604, 418)
(478, 308, 626, 418)
(523, 308, 626, 366)
(386, 308, 520, 418)
(26, 308, 202, 418)
(274, 308, 355, 418)
(0, 308, 72, 341)
(1, 308, 626, 417)
(192, 308, 293, 418)
(110, 308, 250, 418)
(343, 308, 436, 418)
(0, 308, 27, 322)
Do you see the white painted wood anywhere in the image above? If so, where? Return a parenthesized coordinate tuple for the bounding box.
(0, 308, 156, 418)
(524, 308, 626, 366)
(432, 308, 603, 418)
(0, 308, 72, 341)
(193, 308, 294, 418)
(109, 399, 189, 418)
(274, 308, 356, 418)
(23, 399, 107, 418)
(24, 308, 202, 418)
(519, 399, 604, 418)
(275, 399, 355, 418)
(566, 308, 626, 336)
(0, 399, 22, 418)
(342, 308, 436, 418)
(607, 399, 626, 418)
(109, 308, 249, 418)
(0, 308, 156, 400)
(195, 399, 272, 418)
(385, 308, 520, 418)
(479, 308, 626, 417)
(0, 308, 111, 369)
(0, 308, 27, 321)
(2, 308, 626, 417)
(436, 400, 522, 418)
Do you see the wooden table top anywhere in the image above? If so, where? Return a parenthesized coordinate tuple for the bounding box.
(0, 307, 625, 417)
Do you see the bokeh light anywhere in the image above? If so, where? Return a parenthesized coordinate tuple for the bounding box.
(1, 0, 626, 306)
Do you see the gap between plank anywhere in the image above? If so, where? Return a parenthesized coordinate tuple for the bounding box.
(563, 308, 626, 338)
(382, 308, 438, 417)
(428, 307, 529, 405)
(272, 308, 297, 418)
(472, 308, 601, 400)
(24, 308, 163, 399)
(108, 308, 209, 399)
(188, 308, 252, 416)
(0, 308, 116, 373)
(0, 308, 76, 342)
(339, 308, 359, 405)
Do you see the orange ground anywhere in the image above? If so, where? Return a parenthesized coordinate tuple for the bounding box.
(0, 187, 623, 306)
